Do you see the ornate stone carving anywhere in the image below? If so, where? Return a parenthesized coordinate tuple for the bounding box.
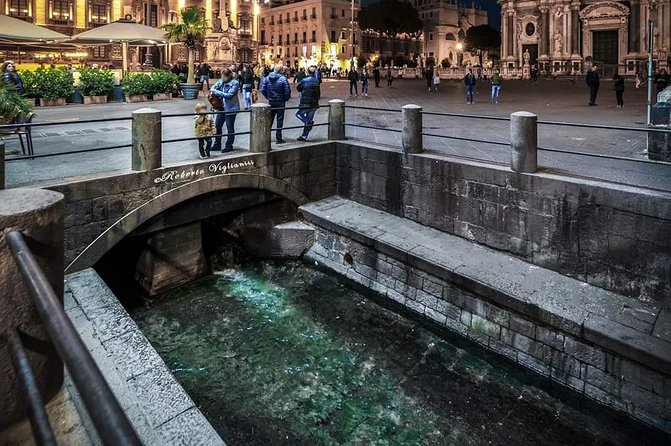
(579, 1, 630, 20)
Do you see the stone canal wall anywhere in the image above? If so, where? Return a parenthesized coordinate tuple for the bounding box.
(301, 198, 671, 433)
(335, 142, 671, 305)
(43, 144, 336, 270)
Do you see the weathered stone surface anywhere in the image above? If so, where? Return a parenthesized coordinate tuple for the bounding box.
(0, 188, 65, 427)
(132, 108, 162, 171)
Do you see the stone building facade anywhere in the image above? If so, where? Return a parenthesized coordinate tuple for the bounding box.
(257, 0, 362, 70)
(499, 0, 671, 75)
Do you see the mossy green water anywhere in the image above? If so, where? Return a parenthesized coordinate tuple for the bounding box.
(131, 262, 661, 446)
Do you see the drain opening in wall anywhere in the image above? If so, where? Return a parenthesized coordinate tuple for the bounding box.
(343, 252, 354, 266)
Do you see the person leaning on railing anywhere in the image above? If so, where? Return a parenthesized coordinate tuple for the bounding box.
(295, 66, 321, 142)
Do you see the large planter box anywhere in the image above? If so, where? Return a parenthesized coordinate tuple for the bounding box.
(24, 98, 37, 107)
(181, 83, 200, 100)
(152, 93, 171, 101)
(125, 94, 148, 103)
(40, 98, 66, 107)
(83, 95, 109, 105)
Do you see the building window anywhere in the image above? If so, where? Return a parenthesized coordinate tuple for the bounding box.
(341, 31, 346, 39)
(429, 51, 434, 57)
(302, 31, 306, 43)
(331, 7, 336, 19)
(92, 45, 106, 58)
(342, 9, 345, 17)
(261, 30, 266, 44)
(89, 2, 109, 25)
(278, 35, 282, 44)
(294, 32, 298, 43)
(429, 33, 433, 41)
(311, 30, 316, 42)
(8, 0, 30, 18)
(342, 45, 346, 53)
(331, 30, 336, 42)
(239, 17, 251, 35)
(311, 7, 316, 18)
(51, 0, 72, 21)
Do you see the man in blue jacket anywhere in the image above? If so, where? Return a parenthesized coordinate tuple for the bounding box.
(260, 64, 291, 143)
(296, 66, 321, 141)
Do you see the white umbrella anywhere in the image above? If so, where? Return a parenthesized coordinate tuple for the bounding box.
(0, 14, 69, 43)
(69, 19, 168, 73)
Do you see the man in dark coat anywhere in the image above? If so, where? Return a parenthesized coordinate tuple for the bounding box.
(260, 64, 291, 143)
(295, 66, 321, 141)
(586, 66, 600, 106)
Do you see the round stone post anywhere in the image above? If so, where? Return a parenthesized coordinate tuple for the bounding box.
(328, 99, 346, 141)
(0, 140, 5, 190)
(0, 188, 65, 426)
(250, 103, 272, 153)
(132, 107, 162, 171)
(510, 111, 538, 173)
(402, 104, 423, 154)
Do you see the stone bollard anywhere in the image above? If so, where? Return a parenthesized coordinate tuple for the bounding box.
(0, 140, 5, 190)
(250, 103, 272, 153)
(328, 99, 346, 141)
(510, 111, 538, 173)
(402, 104, 423, 154)
(0, 188, 65, 426)
(132, 108, 162, 171)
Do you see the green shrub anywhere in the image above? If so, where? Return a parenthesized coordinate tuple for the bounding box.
(149, 70, 181, 95)
(19, 70, 38, 98)
(78, 68, 115, 96)
(28, 67, 74, 99)
(122, 72, 153, 96)
(440, 58, 451, 68)
(0, 82, 33, 124)
(425, 56, 436, 67)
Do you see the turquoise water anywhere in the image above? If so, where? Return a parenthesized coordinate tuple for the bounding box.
(130, 262, 662, 445)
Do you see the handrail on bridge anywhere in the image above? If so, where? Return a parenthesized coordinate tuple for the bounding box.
(5, 230, 142, 446)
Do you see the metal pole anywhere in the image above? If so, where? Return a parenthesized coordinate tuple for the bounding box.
(350, 0, 354, 67)
(6, 231, 142, 446)
(647, 19, 654, 126)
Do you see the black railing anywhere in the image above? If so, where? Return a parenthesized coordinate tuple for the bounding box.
(6, 231, 142, 446)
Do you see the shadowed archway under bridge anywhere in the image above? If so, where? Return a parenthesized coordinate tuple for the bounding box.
(66, 173, 310, 274)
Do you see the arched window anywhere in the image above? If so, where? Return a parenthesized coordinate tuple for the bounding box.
(446, 33, 456, 41)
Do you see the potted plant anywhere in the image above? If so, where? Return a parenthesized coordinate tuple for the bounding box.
(20, 70, 38, 106)
(0, 82, 33, 125)
(440, 58, 451, 69)
(122, 73, 152, 102)
(79, 68, 115, 104)
(150, 70, 180, 101)
(32, 67, 74, 106)
(161, 7, 209, 100)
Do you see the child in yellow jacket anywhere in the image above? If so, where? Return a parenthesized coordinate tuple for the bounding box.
(194, 102, 214, 158)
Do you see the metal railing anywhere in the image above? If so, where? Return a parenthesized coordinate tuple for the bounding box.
(5, 230, 142, 446)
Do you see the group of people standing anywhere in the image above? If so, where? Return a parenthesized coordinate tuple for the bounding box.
(194, 63, 321, 158)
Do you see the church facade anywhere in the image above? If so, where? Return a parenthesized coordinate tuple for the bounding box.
(499, 0, 671, 75)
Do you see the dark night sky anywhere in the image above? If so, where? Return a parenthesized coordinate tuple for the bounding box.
(362, 0, 502, 30)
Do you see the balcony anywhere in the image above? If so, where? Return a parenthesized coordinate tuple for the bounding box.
(278, 19, 283, 24)
(329, 14, 337, 19)
(301, 15, 307, 21)
(293, 17, 298, 22)
(48, 18, 74, 27)
(239, 30, 252, 37)
(8, 13, 34, 23)
(311, 14, 317, 19)
(89, 21, 108, 28)
(270, 20, 274, 25)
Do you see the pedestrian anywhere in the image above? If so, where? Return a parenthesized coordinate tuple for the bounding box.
(348, 68, 359, 96)
(295, 66, 321, 142)
(361, 68, 369, 96)
(2, 61, 23, 94)
(194, 102, 214, 159)
(612, 73, 625, 108)
(240, 65, 254, 109)
(197, 63, 210, 91)
(386, 67, 393, 87)
(425, 65, 434, 91)
(464, 68, 476, 104)
(260, 63, 291, 144)
(491, 70, 502, 103)
(653, 68, 670, 95)
(586, 65, 600, 106)
(531, 65, 538, 84)
(373, 66, 381, 87)
(210, 68, 240, 152)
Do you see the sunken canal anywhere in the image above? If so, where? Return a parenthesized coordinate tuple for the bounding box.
(93, 188, 669, 446)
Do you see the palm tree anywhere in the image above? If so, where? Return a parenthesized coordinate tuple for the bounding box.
(161, 7, 209, 86)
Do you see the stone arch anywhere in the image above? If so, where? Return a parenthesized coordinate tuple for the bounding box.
(66, 173, 310, 273)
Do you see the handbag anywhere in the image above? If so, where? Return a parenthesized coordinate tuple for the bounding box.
(433, 75, 441, 85)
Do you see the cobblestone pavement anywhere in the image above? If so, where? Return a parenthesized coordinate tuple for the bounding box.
(3, 78, 670, 190)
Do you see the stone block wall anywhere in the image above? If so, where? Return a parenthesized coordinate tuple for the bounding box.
(335, 143, 671, 305)
(47, 144, 335, 266)
(306, 228, 671, 432)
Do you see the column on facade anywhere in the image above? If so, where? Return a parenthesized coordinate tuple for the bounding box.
(501, 10, 507, 57)
(540, 6, 549, 57)
(507, 11, 515, 58)
(629, 0, 640, 54)
(570, 5, 579, 55)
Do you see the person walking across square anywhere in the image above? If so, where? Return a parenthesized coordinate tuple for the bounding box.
(491, 70, 502, 103)
(260, 64, 291, 144)
(612, 73, 625, 108)
(194, 102, 214, 158)
(586, 65, 600, 106)
(464, 68, 476, 104)
(348, 67, 359, 96)
(295, 66, 321, 142)
(361, 69, 370, 96)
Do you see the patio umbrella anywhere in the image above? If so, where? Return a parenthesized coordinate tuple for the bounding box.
(69, 19, 168, 74)
(0, 14, 69, 43)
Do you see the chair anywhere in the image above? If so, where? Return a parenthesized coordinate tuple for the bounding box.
(3, 112, 36, 156)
